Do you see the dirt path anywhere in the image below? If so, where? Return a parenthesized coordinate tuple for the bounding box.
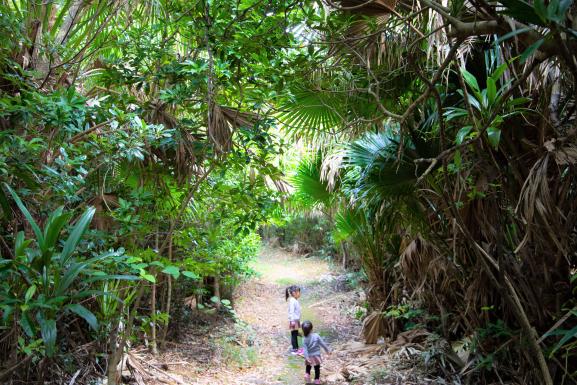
(230, 247, 358, 385)
(134, 246, 446, 385)
(155, 246, 361, 385)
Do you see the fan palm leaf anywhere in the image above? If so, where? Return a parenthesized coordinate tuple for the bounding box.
(291, 153, 335, 209)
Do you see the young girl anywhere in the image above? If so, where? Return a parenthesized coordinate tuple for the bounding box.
(302, 320, 331, 384)
(286, 285, 302, 355)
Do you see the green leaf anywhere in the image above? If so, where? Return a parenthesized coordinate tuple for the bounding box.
(444, 108, 468, 121)
(66, 304, 98, 331)
(453, 150, 462, 168)
(520, 39, 545, 63)
(534, 0, 548, 20)
(161, 265, 180, 279)
(140, 270, 156, 283)
(550, 325, 577, 354)
(24, 285, 36, 303)
(182, 271, 200, 280)
(461, 68, 480, 92)
(495, 27, 533, 45)
(467, 94, 482, 111)
(15, 231, 31, 257)
(1, 305, 14, 323)
(556, 0, 573, 21)
(487, 78, 497, 105)
(210, 296, 220, 303)
(55, 253, 111, 296)
(499, 0, 546, 26)
(456, 126, 473, 144)
(221, 299, 231, 306)
(37, 314, 57, 357)
(487, 126, 502, 149)
(60, 207, 95, 265)
(4, 184, 44, 246)
(20, 312, 34, 337)
(490, 63, 509, 82)
(42, 207, 70, 254)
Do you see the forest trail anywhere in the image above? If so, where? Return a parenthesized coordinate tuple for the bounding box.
(154, 246, 360, 385)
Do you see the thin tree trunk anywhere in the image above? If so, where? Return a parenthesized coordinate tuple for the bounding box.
(150, 281, 158, 355)
(108, 286, 146, 385)
(150, 229, 160, 355)
(160, 234, 173, 348)
(213, 276, 221, 309)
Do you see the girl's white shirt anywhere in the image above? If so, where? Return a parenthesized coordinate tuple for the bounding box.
(288, 296, 301, 321)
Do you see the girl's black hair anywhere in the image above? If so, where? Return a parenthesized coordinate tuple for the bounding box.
(302, 320, 313, 336)
(285, 285, 300, 301)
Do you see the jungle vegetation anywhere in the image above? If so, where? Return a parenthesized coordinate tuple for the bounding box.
(0, 0, 576, 384)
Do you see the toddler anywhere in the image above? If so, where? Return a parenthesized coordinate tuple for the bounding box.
(302, 320, 331, 384)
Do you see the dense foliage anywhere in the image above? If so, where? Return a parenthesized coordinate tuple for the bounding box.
(0, 0, 303, 383)
(284, 1, 577, 384)
(1, 0, 576, 384)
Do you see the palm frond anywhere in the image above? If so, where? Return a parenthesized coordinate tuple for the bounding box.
(291, 154, 334, 209)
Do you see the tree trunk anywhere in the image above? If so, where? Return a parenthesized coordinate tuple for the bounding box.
(160, 234, 173, 348)
(213, 276, 221, 309)
(150, 281, 158, 355)
(108, 286, 145, 385)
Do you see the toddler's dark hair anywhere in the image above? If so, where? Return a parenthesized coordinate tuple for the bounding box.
(285, 285, 300, 301)
(302, 320, 313, 336)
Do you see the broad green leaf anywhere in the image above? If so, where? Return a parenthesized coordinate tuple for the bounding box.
(140, 270, 156, 283)
(182, 271, 200, 280)
(66, 304, 98, 331)
(1, 305, 14, 323)
(60, 207, 95, 265)
(467, 94, 482, 111)
(210, 296, 220, 303)
(487, 127, 502, 149)
(42, 207, 70, 254)
(556, 0, 573, 21)
(20, 312, 34, 337)
(56, 254, 111, 296)
(221, 299, 231, 306)
(25, 285, 37, 303)
(487, 78, 497, 105)
(534, 0, 547, 21)
(4, 184, 44, 246)
(456, 126, 473, 144)
(444, 108, 468, 121)
(499, 0, 546, 26)
(491, 63, 509, 82)
(37, 314, 57, 357)
(15, 231, 31, 257)
(461, 68, 480, 92)
(161, 265, 180, 279)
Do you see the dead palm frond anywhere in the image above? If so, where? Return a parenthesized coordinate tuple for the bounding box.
(208, 104, 259, 154)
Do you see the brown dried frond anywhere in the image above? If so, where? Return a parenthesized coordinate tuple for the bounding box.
(515, 153, 568, 256)
(362, 311, 387, 343)
(208, 104, 258, 155)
